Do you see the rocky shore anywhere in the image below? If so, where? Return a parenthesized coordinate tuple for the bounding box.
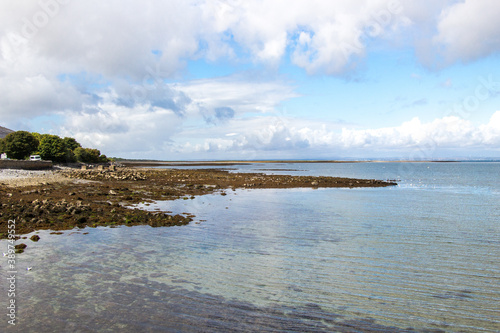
(0, 167, 397, 246)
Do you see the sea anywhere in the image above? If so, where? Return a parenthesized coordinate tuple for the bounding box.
(1, 162, 499, 332)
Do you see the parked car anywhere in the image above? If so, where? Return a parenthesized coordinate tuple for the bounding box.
(30, 155, 42, 161)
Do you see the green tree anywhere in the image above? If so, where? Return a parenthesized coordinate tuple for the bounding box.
(63, 137, 81, 151)
(2, 131, 39, 159)
(38, 135, 67, 162)
(31, 132, 43, 145)
(86, 148, 101, 163)
(74, 147, 88, 163)
(99, 154, 109, 163)
(74, 147, 103, 163)
(62, 137, 81, 163)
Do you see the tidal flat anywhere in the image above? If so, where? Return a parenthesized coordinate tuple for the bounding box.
(0, 167, 396, 241)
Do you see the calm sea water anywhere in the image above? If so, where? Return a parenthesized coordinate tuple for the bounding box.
(1, 162, 499, 332)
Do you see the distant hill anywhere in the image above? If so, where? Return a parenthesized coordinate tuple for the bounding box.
(0, 126, 14, 139)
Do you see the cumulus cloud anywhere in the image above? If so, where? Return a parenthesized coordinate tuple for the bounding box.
(1, 0, 499, 80)
(59, 103, 184, 157)
(57, 76, 300, 158)
(1, 0, 498, 120)
(179, 112, 500, 158)
(0, 0, 414, 84)
(432, 0, 500, 66)
(1, 0, 500, 159)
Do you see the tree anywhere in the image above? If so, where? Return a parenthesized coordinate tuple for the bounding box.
(4, 130, 107, 164)
(2, 131, 39, 160)
(31, 132, 43, 144)
(62, 137, 81, 163)
(38, 135, 67, 162)
(99, 154, 109, 163)
(63, 137, 81, 151)
(74, 147, 103, 163)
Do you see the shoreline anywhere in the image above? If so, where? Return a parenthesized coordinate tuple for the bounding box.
(0, 167, 396, 247)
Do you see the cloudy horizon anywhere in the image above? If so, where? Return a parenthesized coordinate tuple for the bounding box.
(1, 0, 500, 160)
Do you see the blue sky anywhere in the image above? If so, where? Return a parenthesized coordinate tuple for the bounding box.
(1, 0, 500, 160)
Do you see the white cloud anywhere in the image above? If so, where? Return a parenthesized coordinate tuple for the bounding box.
(177, 112, 500, 159)
(432, 0, 500, 66)
(0, 0, 414, 82)
(1, 0, 499, 82)
(56, 76, 300, 158)
(1, 0, 500, 159)
(176, 76, 298, 115)
(1, 0, 498, 119)
(60, 102, 184, 157)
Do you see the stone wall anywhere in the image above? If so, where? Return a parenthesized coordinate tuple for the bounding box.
(0, 160, 53, 170)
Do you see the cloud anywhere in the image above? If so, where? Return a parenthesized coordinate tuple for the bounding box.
(0, 0, 414, 85)
(1, 0, 498, 122)
(113, 79, 192, 116)
(57, 76, 300, 157)
(2, 0, 499, 83)
(1, 0, 500, 160)
(0, 73, 84, 120)
(432, 0, 500, 66)
(178, 111, 500, 158)
(59, 103, 184, 157)
(177, 76, 299, 115)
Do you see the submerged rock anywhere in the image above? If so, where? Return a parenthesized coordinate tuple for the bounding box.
(15, 243, 27, 253)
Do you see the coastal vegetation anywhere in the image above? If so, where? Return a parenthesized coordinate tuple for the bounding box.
(0, 131, 108, 163)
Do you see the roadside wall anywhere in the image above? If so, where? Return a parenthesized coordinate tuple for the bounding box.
(0, 160, 53, 170)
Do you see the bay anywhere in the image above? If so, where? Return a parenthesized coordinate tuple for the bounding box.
(1, 162, 499, 332)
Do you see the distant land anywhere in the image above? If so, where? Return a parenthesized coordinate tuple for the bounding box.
(120, 159, 500, 168)
(0, 126, 14, 139)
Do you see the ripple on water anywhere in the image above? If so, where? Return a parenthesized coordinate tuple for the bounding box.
(1, 163, 500, 332)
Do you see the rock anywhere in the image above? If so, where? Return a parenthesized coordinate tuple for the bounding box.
(311, 181, 319, 186)
(109, 190, 118, 195)
(76, 216, 87, 224)
(30, 235, 40, 242)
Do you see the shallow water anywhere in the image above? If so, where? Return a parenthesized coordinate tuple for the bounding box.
(1, 162, 499, 332)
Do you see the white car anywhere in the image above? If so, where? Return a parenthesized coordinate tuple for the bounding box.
(30, 155, 42, 161)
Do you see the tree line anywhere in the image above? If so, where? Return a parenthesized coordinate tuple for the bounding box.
(0, 131, 109, 163)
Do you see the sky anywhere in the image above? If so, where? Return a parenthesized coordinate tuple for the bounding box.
(1, 0, 500, 160)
